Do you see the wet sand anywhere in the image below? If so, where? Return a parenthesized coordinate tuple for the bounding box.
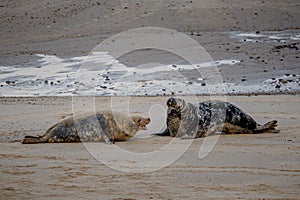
(1, 1, 300, 91)
(0, 95, 299, 199)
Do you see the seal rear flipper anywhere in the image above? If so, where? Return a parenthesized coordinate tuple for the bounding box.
(152, 129, 170, 137)
(21, 135, 48, 144)
(256, 120, 279, 133)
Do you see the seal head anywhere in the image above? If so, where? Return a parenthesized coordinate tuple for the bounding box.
(132, 116, 151, 130)
(167, 98, 187, 112)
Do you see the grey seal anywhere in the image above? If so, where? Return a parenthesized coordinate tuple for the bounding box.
(155, 98, 279, 139)
(22, 111, 151, 144)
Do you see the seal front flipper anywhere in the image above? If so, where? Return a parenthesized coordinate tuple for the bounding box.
(152, 129, 171, 137)
(21, 135, 48, 144)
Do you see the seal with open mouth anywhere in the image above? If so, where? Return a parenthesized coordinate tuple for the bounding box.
(22, 111, 151, 144)
(155, 97, 279, 139)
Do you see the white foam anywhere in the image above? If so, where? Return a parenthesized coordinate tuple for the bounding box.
(236, 33, 265, 38)
(0, 53, 242, 96)
(231, 31, 300, 43)
(0, 53, 298, 96)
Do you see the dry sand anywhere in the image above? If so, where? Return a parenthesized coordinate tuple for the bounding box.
(0, 95, 299, 199)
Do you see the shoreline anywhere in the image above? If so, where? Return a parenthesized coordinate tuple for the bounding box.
(0, 91, 300, 99)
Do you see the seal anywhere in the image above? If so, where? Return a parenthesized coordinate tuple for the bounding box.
(21, 111, 151, 144)
(155, 97, 279, 139)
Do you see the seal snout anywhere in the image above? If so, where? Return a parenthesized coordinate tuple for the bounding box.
(142, 118, 151, 130)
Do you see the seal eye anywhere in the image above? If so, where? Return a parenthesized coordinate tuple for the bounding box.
(167, 98, 176, 106)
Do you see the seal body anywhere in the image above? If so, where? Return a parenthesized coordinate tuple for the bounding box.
(22, 111, 150, 144)
(157, 98, 279, 138)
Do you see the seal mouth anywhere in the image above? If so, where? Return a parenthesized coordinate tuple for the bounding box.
(142, 125, 148, 130)
(168, 104, 183, 112)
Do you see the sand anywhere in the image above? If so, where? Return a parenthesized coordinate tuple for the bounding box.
(1, 0, 300, 199)
(0, 95, 299, 199)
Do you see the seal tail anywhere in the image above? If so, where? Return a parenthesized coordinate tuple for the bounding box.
(21, 135, 48, 144)
(256, 120, 280, 133)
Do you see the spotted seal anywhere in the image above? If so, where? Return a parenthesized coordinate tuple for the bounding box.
(22, 111, 151, 144)
(155, 98, 279, 138)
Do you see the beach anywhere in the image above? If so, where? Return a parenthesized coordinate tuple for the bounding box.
(1, 0, 300, 199)
(1, 95, 300, 199)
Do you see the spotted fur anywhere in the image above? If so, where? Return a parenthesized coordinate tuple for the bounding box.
(22, 111, 150, 144)
(156, 98, 279, 138)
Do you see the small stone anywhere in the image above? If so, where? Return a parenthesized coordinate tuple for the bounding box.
(256, 30, 260, 34)
(201, 83, 206, 86)
(241, 78, 247, 82)
(280, 79, 287, 84)
(5, 81, 11, 84)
